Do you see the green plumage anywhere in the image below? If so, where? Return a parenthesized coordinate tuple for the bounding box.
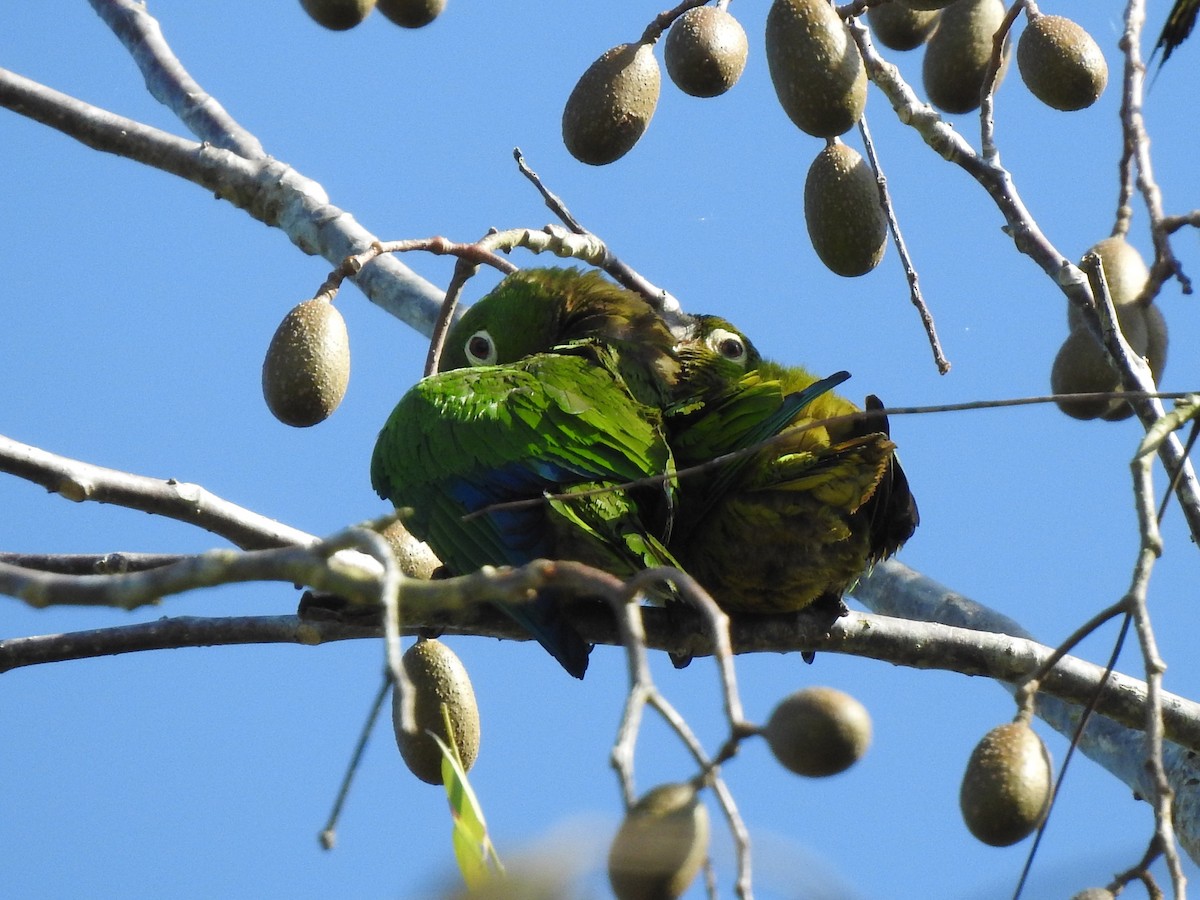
(371, 269, 683, 678)
(667, 317, 919, 614)
(372, 268, 919, 673)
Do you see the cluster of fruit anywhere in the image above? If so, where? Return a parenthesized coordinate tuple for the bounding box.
(872, 1, 1107, 115)
(562, 1, 1110, 284)
(1051, 238, 1169, 422)
(298, 0, 443, 31)
(391, 631, 875, 898)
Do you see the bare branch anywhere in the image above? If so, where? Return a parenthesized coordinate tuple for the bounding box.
(855, 108, 949, 374)
(0, 552, 186, 574)
(88, 0, 264, 158)
(0, 525, 383, 611)
(512, 149, 689, 330)
(0, 433, 316, 550)
(1118, 0, 1191, 298)
(1131, 404, 1188, 893)
(0, 67, 445, 335)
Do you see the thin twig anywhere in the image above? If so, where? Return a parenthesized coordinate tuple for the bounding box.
(1119, 0, 1191, 299)
(638, 0, 711, 44)
(978, 0, 1023, 162)
(319, 672, 392, 850)
(855, 108, 949, 373)
(1131, 404, 1187, 896)
(512, 149, 690, 330)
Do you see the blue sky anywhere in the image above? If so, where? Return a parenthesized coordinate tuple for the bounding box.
(3, 2, 1199, 897)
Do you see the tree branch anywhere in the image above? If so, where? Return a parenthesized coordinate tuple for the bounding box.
(88, 0, 264, 158)
(0, 433, 316, 550)
(0, 67, 446, 335)
(846, 16, 1200, 545)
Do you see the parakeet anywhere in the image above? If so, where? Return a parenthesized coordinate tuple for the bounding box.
(371, 268, 685, 678)
(667, 316, 919, 615)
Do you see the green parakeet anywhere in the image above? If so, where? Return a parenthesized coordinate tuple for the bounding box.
(371, 268, 685, 678)
(667, 316, 919, 615)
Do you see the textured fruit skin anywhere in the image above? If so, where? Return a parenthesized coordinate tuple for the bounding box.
(900, 0, 959, 9)
(804, 142, 888, 277)
(376, 0, 443, 28)
(1018, 15, 1107, 111)
(1050, 328, 1122, 420)
(959, 722, 1052, 846)
(262, 298, 350, 427)
(1144, 303, 1169, 385)
(764, 687, 872, 777)
(562, 43, 660, 165)
(379, 518, 441, 580)
(868, 4, 939, 52)
(608, 783, 710, 900)
(765, 0, 867, 138)
(664, 7, 749, 97)
(1070, 237, 1149, 323)
(392, 639, 480, 785)
(300, 0, 374, 30)
(1056, 237, 1166, 421)
(923, 0, 1009, 114)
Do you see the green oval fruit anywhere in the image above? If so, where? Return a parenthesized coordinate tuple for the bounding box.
(763, 686, 872, 777)
(804, 142, 888, 277)
(379, 518, 441, 580)
(1050, 328, 1120, 420)
(1144, 302, 1169, 383)
(899, 0, 961, 9)
(262, 298, 350, 427)
(960, 721, 1052, 846)
(1018, 14, 1107, 111)
(664, 7, 748, 98)
(868, 4, 940, 52)
(1069, 237, 1149, 327)
(923, 0, 1009, 114)
(608, 783, 710, 900)
(765, 0, 867, 138)
(299, 0, 374, 30)
(376, 0, 443, 28)
(562, 42, 661, 166)
(392, 638, 480, 785)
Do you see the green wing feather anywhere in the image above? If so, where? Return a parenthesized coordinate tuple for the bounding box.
(371, 345, 677, 677)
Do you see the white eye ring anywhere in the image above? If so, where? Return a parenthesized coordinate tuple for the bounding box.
(705, 327, 748, 366)
(464, 329, 498, 366)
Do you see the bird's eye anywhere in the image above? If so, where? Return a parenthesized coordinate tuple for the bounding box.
(706, 328, 748, 366)
(464, 330, 498, 366)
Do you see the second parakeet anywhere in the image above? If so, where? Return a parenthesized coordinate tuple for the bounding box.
(667, 316, 919, 615)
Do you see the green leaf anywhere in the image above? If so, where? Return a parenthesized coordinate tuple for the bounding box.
(429, 715, 503, 889)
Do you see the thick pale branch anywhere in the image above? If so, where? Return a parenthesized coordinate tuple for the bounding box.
(4, 557, 1199, 752)
(0, 67, 445, 335)
(0, 433, 315, 550)
(0, 534, 380, 612)
(88, 0, 264, 158)
(0, 552, 187, 574)
(855, 560, 1200, 864)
